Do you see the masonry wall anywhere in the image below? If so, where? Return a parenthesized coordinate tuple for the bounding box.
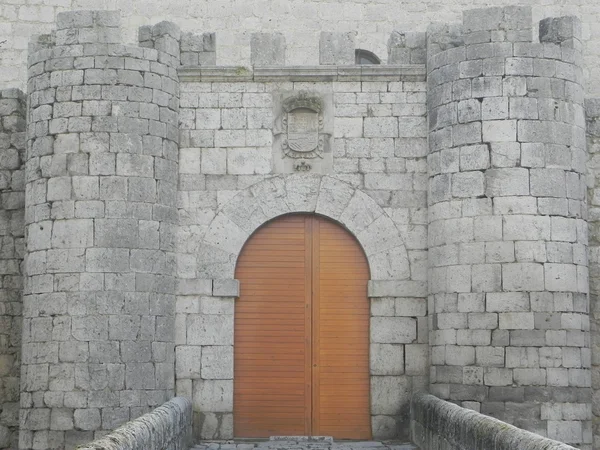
(173, 72, 429, 440)
(427, 7, 591, 448)
(20, 12, 180, 449)
(587, 98, 600, 447)
(1, 0, 600, 99)
(0, 89, 26, 450)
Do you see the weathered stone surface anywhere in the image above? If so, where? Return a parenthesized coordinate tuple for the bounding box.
(412, 393, 578, 450)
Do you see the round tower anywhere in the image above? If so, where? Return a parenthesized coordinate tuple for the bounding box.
(427, 6, 591, 447)
(21, 11, 180, 449)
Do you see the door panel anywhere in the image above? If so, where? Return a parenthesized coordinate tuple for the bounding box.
(234, 214, 371, 439)
(312, 218, 371, 439)
(234, 215, 311, 437)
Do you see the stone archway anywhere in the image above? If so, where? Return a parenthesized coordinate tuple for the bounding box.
(198, 174, 410, 282)
(188, 174, 421, 441)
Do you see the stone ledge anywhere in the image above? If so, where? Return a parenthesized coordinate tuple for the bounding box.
(213, 279, 240, 297)
(177, 64, 427, 82)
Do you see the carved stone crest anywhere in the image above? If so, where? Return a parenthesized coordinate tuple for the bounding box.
(273, 91, 333, 174)
(281, 92, 324, 159)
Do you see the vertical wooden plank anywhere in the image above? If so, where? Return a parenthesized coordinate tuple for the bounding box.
(304, 215, 313, 436)
(311, 215, 321, 435)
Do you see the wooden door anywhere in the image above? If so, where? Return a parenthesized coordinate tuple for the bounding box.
(234, 214, 371, 439)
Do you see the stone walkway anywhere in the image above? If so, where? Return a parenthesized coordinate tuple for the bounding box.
(192, 438, 418, 450)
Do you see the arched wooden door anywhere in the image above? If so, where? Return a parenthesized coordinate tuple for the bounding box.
(234, 214, 371, 439)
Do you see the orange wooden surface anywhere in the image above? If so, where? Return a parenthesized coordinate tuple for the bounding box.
(234, 214, 371, 439)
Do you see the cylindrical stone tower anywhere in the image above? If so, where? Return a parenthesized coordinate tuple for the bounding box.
(21, 11, 180, 449)
(427, 6, 591, 448)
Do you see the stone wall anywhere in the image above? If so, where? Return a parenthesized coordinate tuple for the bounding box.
(77, 396, 192, 450)
(427, 7, 591, 448)
(411, 393, 578, 450)
(174, 66, 429, 440)
(1, 0, 600, 98)
(0, 88, 26, 450)
(587, 98, 600, 447)
(20, 11, 180, 449)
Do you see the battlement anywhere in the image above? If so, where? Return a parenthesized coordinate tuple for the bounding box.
(428, 7, 582, 69)
(21, 7, 586, 76)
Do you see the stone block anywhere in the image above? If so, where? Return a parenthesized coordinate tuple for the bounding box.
(545, 263, 578, 292)
(499, 312, 535, 330)
(86, 248, 129, 272)
(530, 169, 566, 198)
(371, 317, 416, 344)
(460, 145, 489, 170)
(463, 6, 532, 33)
(452, 171, 484, 197)
(319, 32, 355, 65)
(371, 376, 410, 415)
(175, 346, 201, 378)
(481, 97, 508, 121)
(487, 292, 529, 312)
(483, 120, 517, 142)
(445, 345, 475, 366)
(485, 168, 529, 197)
(539, 16, 582, 45)
(201, 346, 233, 379)
(125, 363, 155, 390)
(73, 409, 101, 431)
(52, 219, 94, 248)
(193, 379, 233, 412)
(370, 344, 404, 376)
(490, 142, 520, 168)
(502, 263, 545, 291)
(212, 279, 239, 297)
(251, 33, 286, 66)
(471, 264, 501, 292)
(503, 215, 550, 241)
(187, 315, 233, 346)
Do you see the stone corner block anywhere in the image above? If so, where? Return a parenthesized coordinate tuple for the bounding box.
(319, 32, 355, 65)
(213, 279, 240, 297)
(251, 33, 286, 66)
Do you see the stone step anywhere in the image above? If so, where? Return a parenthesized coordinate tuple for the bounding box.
(192, 441, 419, 450)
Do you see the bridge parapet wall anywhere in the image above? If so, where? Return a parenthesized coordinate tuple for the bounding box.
(76, 396, 192, 450)
(411, 393, 578, 450)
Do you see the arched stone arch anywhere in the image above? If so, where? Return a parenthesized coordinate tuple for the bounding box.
(198, 174, 410, 282)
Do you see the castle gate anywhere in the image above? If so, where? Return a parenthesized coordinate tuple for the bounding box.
(234, 214, 371, 439)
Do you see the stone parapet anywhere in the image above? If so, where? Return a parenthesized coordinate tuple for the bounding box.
(426, 6, 591, 448)
(20, 10, 180, 449)
(76, 396, 192, 450)
(411, 393, 578, 450)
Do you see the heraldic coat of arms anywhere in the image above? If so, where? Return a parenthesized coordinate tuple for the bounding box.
(280, 92, 325, 159)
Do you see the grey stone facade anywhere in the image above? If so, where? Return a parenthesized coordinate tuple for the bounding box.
(1, 4, 600, 450)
